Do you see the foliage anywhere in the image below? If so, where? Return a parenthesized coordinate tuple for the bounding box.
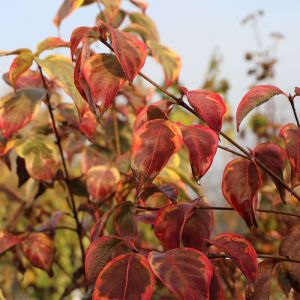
(0, 1, 300, 300)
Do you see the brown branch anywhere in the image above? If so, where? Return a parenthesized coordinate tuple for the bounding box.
(136, 205, 300, 218)
(289, 94, 300, 127)
(208, 253, 300, 264)
(38, 65, 85, 270)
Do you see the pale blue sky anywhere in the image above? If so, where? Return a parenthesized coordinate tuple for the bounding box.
(0, 0, 300, 108)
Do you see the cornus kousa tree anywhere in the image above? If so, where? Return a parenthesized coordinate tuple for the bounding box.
(1, 1, 300, 299)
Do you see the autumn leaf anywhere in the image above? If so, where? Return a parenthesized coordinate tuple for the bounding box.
(279, 123, 300, 187)
(131, 119, 182, 192)
(0, 88, 45, 139)
(35, 37, 69, 56)
(85, 235, 131, 284)
(236, 85, 286, 132)
(97, 0, 121, 24)
(20, 233, 55, 275)
(182, 88, 226, 132)
(148, 40, 181, 87)
(129, 0, 148, 13)
(254, 142, 286, 203)
(81, 53, 126, 114)
(222, 158, 261, 228)
(0, 231, 27, 255)
(86, 165, 120, 202)
(15, 135, 59, 183)
(93, 253, 154, 300)
(180, 124, 218, 181)
(148, 248, 213, 299)
(208, 233, 258, 283)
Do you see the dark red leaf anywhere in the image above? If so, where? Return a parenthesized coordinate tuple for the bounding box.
(209, 268, 224, 300)
(208, 233, 258, 283)
(236, 85, 286, 132)
(254, 142, 286, 203)
(180, 124, 218, 181)
(148, 248, 213, 300)
(182, 88, 226, 132)
(85, 235, 131, 284)
(93, 253, 154, 300)
(131, 119, 182, 192)
(222, 158, 261, 228)
(279, 123, 300, 187)
(0, 231, 27, 255)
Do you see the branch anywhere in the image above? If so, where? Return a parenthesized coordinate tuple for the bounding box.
(38, 65, 85, 269)
(289, 94, 300, 127)
(208, 253, 300, 264)
(136, 205, 300, 218)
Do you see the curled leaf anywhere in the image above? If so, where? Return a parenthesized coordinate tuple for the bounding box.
(208, 233, 258, 283)
(222, 158, 261, 228)
(35, 37, 69, 56)
(182, 88, 226, 132)
(236, 85, 286, 132)
(180, 124, 218, 181)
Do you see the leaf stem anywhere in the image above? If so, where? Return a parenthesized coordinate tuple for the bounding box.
(37, 65, 86, 270)
(289, 94, 300, 127)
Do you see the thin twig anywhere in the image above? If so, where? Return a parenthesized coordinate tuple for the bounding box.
(112, 103, 121, 156)
(208, 253, 300, 264)
(289, 94, 300, 127)
(136, 205, 300, 218)
(38, 65, 85, 270)
(217, 145, 249, 159)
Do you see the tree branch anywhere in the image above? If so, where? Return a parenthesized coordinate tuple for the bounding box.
(38, 65, 85, 269)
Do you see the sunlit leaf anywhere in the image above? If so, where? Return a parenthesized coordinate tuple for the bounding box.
(85, 235, 131, 284)
(222, 158, 261, 228)
(35, 37, 69, 56)
(0, 88, 44, 139)
(129, 0, 148, 13)
(15, 135, 59, 183)
(148, 248, 213, 299)
(208, 233, 258, 283)
(96, 9, 126, 28)
(180, 124, 218, 181)
(131, 119, 182, 192)
(86, 165, 120, 202)
(148, 40, 181, 87)
(9, 50, 34, 88)
(98, 0, 121, 24)
(129, 12, 159, 42)
(182, 88, 226, 132)
(254, 142, 286, 203)
(236, 85, 286, 132)
(0, 231, 27, 255)
(279, 123, 300, 187)
(20, 232, 55, 274)
(93, 253, 154, 300)
(53, 0, 85, 28)
(81, 53, 126, 114)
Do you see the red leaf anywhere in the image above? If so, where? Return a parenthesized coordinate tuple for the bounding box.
(85, 235, 131, 284)
(101, 22, 147, 83)
(86, 165, 120, 203)
(0, 231, 27, 254)
(35, 37, 69, 56)
(254, 142, 286, 202)
(180, 124, 218, 181)
(182, 88, 226, 132)
(209, 268, 224, 300)
(148, 248, 213, 300)
(222, 158, 261, 228)
(2, 70, 44, 90)
(81, 53, 126, 114)
(133, 99, 172, 133)
(182, 198, 214, 252)
(154, 203, 191, 250)
(236, 85, 286, 132)
(113, 201, 137, 240)
(249, 259, 277, 300)
(279, 123, 300, 187)
(129, 0, 148, 13)
(131, 119, 182, 192)
(20, 232, 55, 274)
(208, 233, 258, 283)
(9, 50, 34, 88)
(93, 253, 154, 300)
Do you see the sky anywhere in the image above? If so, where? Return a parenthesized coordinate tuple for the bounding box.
(0, 0, 300, 108)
